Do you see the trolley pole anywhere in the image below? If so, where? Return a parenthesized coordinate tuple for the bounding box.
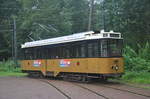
(13, 17, 18, 67)
(88, 0, 94, 31)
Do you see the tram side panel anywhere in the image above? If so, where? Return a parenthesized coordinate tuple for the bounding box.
(21, 60, 47, 75)
(46, 57, 124, 76)
(46, 58, 88, 75)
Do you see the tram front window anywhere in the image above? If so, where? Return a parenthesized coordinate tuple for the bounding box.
(108, 39, 123, 57)
(100, 39, 123, 57)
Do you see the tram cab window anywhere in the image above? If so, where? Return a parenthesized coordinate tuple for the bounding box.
(100, 39, 123, 57)
(108, 39, 123, 57)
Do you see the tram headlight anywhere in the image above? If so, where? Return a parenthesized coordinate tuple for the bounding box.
(112, 65, 119, 71)
(115, 66, 119, 70)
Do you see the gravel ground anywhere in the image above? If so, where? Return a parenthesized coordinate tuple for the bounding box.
(0, 77, 66, 99)
(0, 77, 149, 99)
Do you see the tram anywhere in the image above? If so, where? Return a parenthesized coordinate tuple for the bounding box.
(21, 30, 124, 81)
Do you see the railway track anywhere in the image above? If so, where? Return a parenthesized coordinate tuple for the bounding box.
(64, 78, 150, 98)
(72, 83, 109, 99)
(100, 84, 150, 98)
(73, 82, 150, 99)
(39, 78, 109, 99)
(39, 79, 71, 99)
(35, 78, 150, 99)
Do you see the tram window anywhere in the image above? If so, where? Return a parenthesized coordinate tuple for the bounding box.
(100, 40, 108, 57)
(41, 48, 46, 59)
(74, 45, 80, 58)
(42, 48, 45, 59)
(36, 49, 39, 59)
(28, 49, 33, 60)
(52, 48, 55, 58)
(37, 48, 42, 59)
(30, 49, 33, 59)
(46, 48, 48, 59)
(21, 49, 24, 60)
(22, 50, 24, 59)
(66, 47, 70, 58)
(25, 49, 28, 59)
(55, 47, 58, 58)
(34, 49, 37, 59)
(25, 49, 29, 59)
(70, 45, 74, 58)
(61, 47, 65, 58)
(75, 46, 78, 58)
(81, 44, 85, 57)
(40, 48, 43, 59)
(71, 43, 76, 57)
(59, 47, 62, 58)
(88, 43, 93, 57)
(93, 42, 99, 57)
(108, 39, 123, 57)
(57, 47, 61, 58)
(48, 48, 51, 58)
(24, 49, 27, 59)
(77, 45, 81, 58)
(52, 47, 56, 58)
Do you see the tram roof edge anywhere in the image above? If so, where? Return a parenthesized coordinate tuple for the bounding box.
(21, 30, 122, 48)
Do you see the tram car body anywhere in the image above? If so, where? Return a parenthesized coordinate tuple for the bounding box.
(21, 30, 124, 80)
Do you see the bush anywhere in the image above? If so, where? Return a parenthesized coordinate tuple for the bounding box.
(0, 60, 21, 72)
(122, 71, 150, 84)
(124, 43, 150, 72)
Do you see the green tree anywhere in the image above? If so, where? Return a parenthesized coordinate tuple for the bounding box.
(0, 0, 20, 60)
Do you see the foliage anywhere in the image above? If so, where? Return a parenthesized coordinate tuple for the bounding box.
(122, 71, 150, 84)
(0, 60, 21, 72)
(0, 0, 150, 60)
(0, 60, 26, 77)
(124, 43, 150, 72)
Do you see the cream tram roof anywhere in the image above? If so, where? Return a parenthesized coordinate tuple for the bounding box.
(21, 30, 122, 48)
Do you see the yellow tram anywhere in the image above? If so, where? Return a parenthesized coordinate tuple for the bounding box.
(21, 30, 124, 81)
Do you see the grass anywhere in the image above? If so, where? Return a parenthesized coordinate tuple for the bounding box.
(121, 71, 150, 84)
(110, 71, 150, 89)
(0, 72, 27, 77)
(0, 60, 27, 77)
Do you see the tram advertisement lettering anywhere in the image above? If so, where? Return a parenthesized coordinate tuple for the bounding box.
(33, 60, 42, 67)
(60, 59, 71, 67)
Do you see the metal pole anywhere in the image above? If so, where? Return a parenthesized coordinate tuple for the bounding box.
(103, 0, 106, 31)
(88, 0, 94, 31)
(13, 17, 18, 67)
(11, 18, 14, 61)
